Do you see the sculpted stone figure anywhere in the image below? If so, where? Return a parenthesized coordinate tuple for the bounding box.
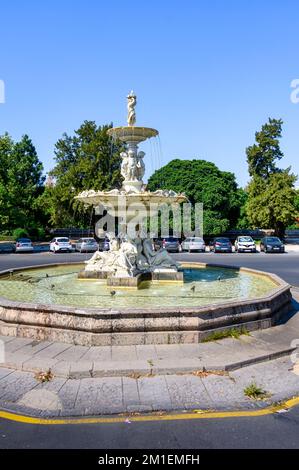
(120, 151, 129, 180)
(85, 235, 139, 277)
(127, 91, 136, 126)
(134, 236, 150, 271)
(136, 151, 145, 180)
(142, 238, 179, 270)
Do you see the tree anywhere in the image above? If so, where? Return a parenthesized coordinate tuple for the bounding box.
(147, 159, 242, 235)
(246, 118, 283, 178)
(45, 121, 124, 227)
(245, 118, 298, 238)
(0, 133, 13, 230)
(235, 188, 250, 230)
(0, 133, 45, 232)
(247, 171, 297, 237)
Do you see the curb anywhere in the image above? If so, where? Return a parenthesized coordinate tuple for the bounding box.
(1, 345, 296, 379)
(1, 393, 299, 423)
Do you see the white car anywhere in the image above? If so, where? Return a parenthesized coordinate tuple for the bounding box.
(181, 237, 206, 252)
(235, 236, 257, 253)
(50, 237, 73, 253)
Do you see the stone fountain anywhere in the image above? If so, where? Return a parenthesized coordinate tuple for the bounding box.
(0, 94, 293, 348)
(76, 92, 187, 287)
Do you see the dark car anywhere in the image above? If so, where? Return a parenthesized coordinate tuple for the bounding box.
(210, 237, 233, 253)
(98, 238, 110, 251)
(260, 237, 285, 253)
(154, 237, 180, 253)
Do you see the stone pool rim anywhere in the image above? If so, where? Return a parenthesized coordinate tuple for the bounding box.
(0, 262, 293, 346)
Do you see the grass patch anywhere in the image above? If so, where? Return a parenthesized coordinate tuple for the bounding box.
(243, 382, 270, 400)
(202, 327, 250, 342)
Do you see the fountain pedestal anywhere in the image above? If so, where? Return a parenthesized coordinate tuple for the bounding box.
(75, 92, 187, 287)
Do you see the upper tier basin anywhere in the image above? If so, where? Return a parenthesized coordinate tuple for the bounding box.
(107, 126, 158, 143)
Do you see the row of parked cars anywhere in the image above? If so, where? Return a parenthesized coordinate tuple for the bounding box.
(11, 235, 286, 254)
(11, 237, 106, 253)
(154, 236, 286, 253)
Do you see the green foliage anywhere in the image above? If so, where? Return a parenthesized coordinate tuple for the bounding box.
(295, 189, 299, 214)
(203, 327, 250, 342)
(45, 121, 124, 227)
(0, 133, 45, 233)
(247, 171, 297, 237)
(234, 188, 250, 229)
(243, 383, 269, 400)
(246, 118, 283, 178)
(147, 159, 242, 235)
(245, 119, 298, 237)
(12, 228, 29, 239)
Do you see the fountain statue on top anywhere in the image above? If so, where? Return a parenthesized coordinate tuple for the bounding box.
(75, 92, 187, 286)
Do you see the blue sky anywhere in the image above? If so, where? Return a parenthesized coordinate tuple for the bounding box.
(0, 0, 298, 187)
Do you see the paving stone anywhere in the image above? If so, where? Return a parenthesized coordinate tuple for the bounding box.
(112, 346, 138, 361)
(69, 361, 93, 379)
(58, 379, 81, 410)
(0, 335, 15, 344)
(73, 377, 123, 414)
(1, 352, 32, 368)
(0, 367, 14, 380)
(4, 338, 35, 353)
(80, 346, 111, 362)
(138, 376, 171, 409)
(95, 377, 123, 410)
(135, 345, 158, 360)
(231, 356, 299, 399)
(74, 378, 99, 412)
(0, 370, 38, 402)
(15, 340, 52, 357)
(122, 377, 140, 408)
(165, 375, 212, 409)
(154, 344, 182, 359)
(201, 374, 245, 404)
(35, 376, 67, 393)
(36, 342, 72, 358)
(22, 357, 60, 373)
(92, 360, 150, 377)
(152, 357, 204, 374)
(50, 361, 71, 377)
(17, 389, 63, 411)
(53, 345, 88, 362)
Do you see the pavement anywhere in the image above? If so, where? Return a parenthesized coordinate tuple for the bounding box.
(0, 289, 298, 418)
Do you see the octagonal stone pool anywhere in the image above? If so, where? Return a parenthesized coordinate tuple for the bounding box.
(0, 264, 278, 309)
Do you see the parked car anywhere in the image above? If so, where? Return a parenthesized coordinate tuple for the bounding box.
(75, 238, 99, 253)
(260, 237, 285, 253)
(181, 237, 206, 252)
(235, 236, 257, 253)
(98, 238, 110, 251)
(210, 237, 233, 253)
(50, 237, 73, 253)
(154, 237, 180, 253)
(14, 238, 34, 253)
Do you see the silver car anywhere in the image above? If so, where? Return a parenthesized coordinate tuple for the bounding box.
(15, 238, 34, 253)
(75, 238, 99, 253)
(181, 237, 206, 252)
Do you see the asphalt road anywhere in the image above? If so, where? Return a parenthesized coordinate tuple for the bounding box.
(0, 250, 299, 449)
(1, 408, 299, 449)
